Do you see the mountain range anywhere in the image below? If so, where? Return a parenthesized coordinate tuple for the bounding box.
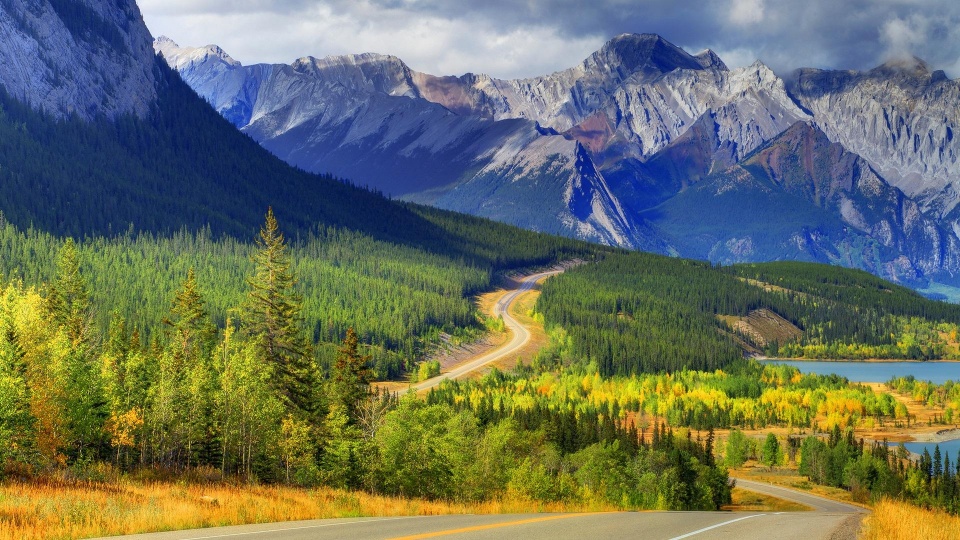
(156, 34, 960, 286)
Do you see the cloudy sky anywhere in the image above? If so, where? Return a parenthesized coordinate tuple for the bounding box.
(139, 0, 960, 79)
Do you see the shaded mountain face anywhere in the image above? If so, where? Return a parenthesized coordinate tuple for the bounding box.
(646, 122, 960, 282)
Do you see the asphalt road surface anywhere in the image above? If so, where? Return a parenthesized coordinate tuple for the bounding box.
(411, 269, 562, 391)
(90, 508, 862, 540)
(93, 477, 865, 540)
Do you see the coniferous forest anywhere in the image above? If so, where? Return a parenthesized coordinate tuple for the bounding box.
(535, 252, 960, 377)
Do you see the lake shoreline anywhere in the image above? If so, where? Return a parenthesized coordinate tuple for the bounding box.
(758, 359, 960, 385)
(757, 356, 960, 364)
(909, 427, 960, 443)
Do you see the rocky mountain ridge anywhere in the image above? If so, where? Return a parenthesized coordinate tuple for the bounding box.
(788, 57, 960, 221)
(155, 34, 960, 285)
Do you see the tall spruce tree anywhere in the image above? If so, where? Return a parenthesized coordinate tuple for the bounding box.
(165, 268, 216, 363)
(331, 327, 372, 421)
(46, 238, 106, 460)
(163, 268, 218, 467)
(46, 238, 91, 345)
(242, 208, 316, 415)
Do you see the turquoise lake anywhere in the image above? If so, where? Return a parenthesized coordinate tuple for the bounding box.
(762, 360, 960, 385)
(892, 438, 960, 459)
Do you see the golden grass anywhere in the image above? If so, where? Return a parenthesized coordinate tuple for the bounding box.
(721, 487, 811, 512)
(860, 498, 960, 540)
(0, 480, 616, 540)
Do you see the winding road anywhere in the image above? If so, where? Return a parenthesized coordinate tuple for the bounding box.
(411, 269, 563, 391)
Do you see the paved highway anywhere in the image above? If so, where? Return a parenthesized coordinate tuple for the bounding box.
(94, 477, 865, 540)
(411, 269, 562, 391)
(733, 478, 866, 514)
(91, 504, 862, 540)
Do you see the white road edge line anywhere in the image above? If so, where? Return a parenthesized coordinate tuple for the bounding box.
(172, 516, 419, 540)
(667, 514, 764, 540)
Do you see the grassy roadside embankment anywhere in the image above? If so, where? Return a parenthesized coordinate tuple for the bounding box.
(0, 479, 618, 540)
(860, 498, 960, 540)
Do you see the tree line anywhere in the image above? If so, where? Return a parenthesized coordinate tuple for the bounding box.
(790, 426, 960, 514)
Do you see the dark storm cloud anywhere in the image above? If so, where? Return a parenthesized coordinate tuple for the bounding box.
(139, 0, 960, 78)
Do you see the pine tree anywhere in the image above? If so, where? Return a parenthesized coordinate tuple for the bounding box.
(165, 268, 216, 364)
(164, 268, 218, 467)
(330, 327, 372, 422)
(46, 238, 106, 461)
(242, 208, 315, 415)
(46, 238, 90, 345)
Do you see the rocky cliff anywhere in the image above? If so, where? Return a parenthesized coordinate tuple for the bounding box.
(0, 0, 157, 119)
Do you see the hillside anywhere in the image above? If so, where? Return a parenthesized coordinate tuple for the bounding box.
(0, 0, 600, 381)
(535, 252, 960, 376)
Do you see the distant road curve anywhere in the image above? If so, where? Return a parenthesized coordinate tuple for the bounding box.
(734, 478, 866, 514)
(411, 269, 563, 391)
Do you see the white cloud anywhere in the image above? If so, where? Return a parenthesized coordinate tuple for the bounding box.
(140, 1, 605, 78)
(706, 47, 757, 70)
(138, 0, 960, 79)
(880, 14, 928, 61)
(728, 0, 765, 26)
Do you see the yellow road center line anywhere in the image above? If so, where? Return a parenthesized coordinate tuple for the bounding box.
(388, 513, 604, 540)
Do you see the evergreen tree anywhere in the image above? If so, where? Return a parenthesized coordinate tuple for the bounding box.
(46, 238, 90, 345)
(331, 327, 372, 421)
(166, 268, 219, 467)
(242, 208, 315, 415)
(762, 433, 781, 470)
(164, 268, 216, 364)
(46, 239, 106, 461)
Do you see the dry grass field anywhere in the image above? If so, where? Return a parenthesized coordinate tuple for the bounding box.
(860, 498, 960, 540)
(0, 479, 616, 540)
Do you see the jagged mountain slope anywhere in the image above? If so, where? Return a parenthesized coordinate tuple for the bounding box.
(788, 57, 960, 223)
(647, 122, 960, 280)
(158, 33, 960, 285)
(157, 34, 807, 170)
(156, 37, 661, 249)
(156, 35, 806, 249)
